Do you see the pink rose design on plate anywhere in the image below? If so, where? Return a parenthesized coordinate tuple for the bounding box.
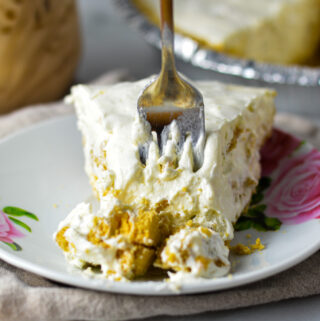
(265, 149, 320, 224)
(261, 129, 301, 176)
(0, 210, 24, 243)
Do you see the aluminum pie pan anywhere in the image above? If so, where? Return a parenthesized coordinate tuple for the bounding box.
(114, 0, 320, 87)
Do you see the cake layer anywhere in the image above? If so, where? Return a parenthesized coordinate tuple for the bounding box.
(134, 0, 320, 64)
(55, 77, 275, 280)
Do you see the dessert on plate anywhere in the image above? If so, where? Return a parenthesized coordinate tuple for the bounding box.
(133, 0, 320, 65)
(55, 77, 275, 282)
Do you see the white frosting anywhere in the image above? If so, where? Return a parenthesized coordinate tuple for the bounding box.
(55, 77, 275, 281)
(160, 227, 230, 279)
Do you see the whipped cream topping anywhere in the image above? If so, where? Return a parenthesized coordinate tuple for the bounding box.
(158, 226, 230, 279)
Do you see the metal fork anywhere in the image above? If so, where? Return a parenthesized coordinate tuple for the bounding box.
(137, 0, 205, 170)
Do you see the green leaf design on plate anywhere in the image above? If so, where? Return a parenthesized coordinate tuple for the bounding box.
(264, 217, 282, 231)
(250, 177, 271, 206)
(256, 177, 271, 193)
(3, 207, 38, 221)
(252, 221, 268, 232)
(235, 205, 282, 232)
(234, 217, 253, 231)
(2, 242, 22, 251)
(250, 193, 264, 206)
(8, 217, 32, 232)
(255, 204, 267, 212)
(246, 204, 267, 218)
(235, 177, 282, 232)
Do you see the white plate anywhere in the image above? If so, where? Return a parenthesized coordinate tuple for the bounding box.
(0, 115, 319, 295)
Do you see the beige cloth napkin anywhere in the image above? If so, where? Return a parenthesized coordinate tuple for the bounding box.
(0, 71, 319, 321)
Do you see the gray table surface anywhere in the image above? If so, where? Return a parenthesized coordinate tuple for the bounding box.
(76, 1, 320, 320)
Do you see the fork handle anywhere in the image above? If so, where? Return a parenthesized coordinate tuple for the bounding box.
(160, 0, 176, 75)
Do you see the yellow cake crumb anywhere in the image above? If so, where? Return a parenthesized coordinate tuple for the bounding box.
(230, 243, 252, 255)
(250, 238, 265, 251)
(56, 226, 70, 252)
(131, 208, 161, 246)
(200, 227, 212, 238)
(155, 199, 169, 213)
(196, 256, 210, 270)
(133, 246, 155, 276)
(87, 217, 111, 249)
(116, 245, 155, 279)
(230, 238, 265, 255)
(140, 198, 150, 207)
(91, 90, 105, 100)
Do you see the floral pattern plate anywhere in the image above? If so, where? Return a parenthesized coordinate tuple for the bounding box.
(0, 115, 319, 295)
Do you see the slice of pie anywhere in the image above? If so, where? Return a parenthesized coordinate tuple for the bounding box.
(55, 77, 275, 281)
(133, 0, 320, 64)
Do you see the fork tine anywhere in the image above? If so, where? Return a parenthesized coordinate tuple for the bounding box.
(137, 0, 205, 170)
